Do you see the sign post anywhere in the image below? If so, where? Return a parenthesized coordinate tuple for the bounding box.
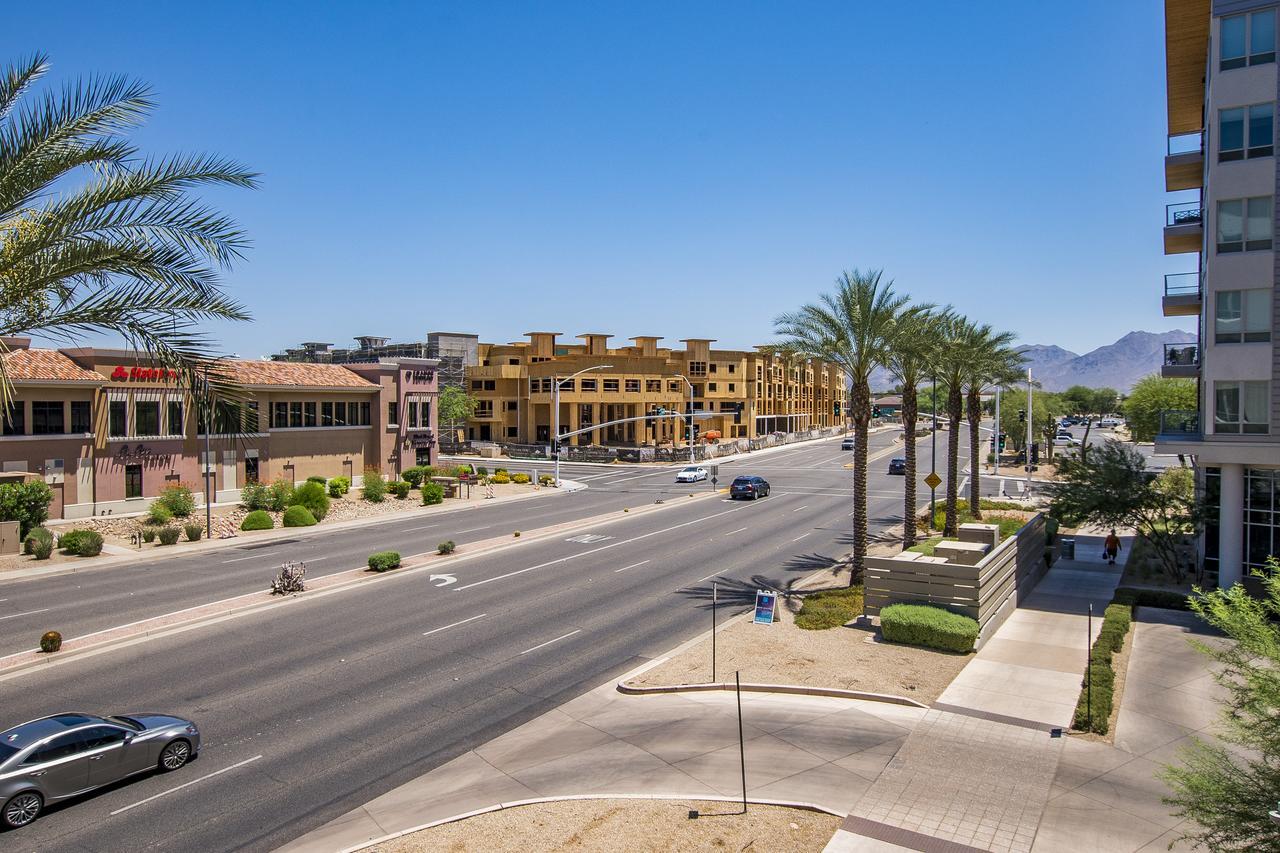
(753, 590, 777, 625)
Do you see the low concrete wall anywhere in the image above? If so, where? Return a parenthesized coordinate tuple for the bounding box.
(864, 513, 1049, 648)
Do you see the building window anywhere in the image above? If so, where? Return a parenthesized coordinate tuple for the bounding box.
(729, 383, 736, 393)
(31, 401, 64, 435)
(133, 401, 159, 436)
(304, 402, 317, 427)
(709, 363, 718, 373)
(360, 401, 371, 425)
(603, 379, 619, 392)
(1217, 197, 1273, 252)
(471, 380, 482, 390)
(581, 378, 597, 392)
(2, 403, 23, 436)
(625, 379, 640, 393)
(109, 400, 126, 437)
(506, 426, 518, 438)
(1216, 289, 1272, 343)
(1244, 468, 1280, 571)
(1214, 380, 1269, 434)
(688, 361, 707, 377)
(166, 400, 183, 435)
(289, 401, 303, 428)
(407, 400, 419, 427)
(385, 401, 396, 425)
(1221, 10, 1275, 71)
(1220, 104, 1274, 161)
(333, 402, 347, 426)
(668, 381, 681, 393)
(646, 380, 661, 392)
(559, 379, 575, 393)
(708, 383, 717, 392)
(504, 400, 518, 411)
(71, 401, 91, 434)
(483, 380, 495, 391)
(125, 464, 143, 499)
(508, 358, 520, 366)
(475, 400, 493, 418)
(270, 402, 286, 429)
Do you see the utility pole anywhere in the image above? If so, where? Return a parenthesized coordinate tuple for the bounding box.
(993, 386, 1001, 475)
(204, 362, 212, 540)
(1025, 367, 1033, 498)
(674, 374, 695, 464)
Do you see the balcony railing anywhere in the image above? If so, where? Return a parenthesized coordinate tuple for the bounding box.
(1164, 342, 1200, 366)
(1167, 131, 1204, 156)
(1157, 409, 1201, 439)
(1163, 271, 1201, 297)
(1166, 201, 1203, 226)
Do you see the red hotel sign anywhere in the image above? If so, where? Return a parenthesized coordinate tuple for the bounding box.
(110, 366, 178, 382)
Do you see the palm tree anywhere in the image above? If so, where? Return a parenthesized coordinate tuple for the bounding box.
(962, 331, 1022, 521)
(774, 269, 914, 581)
(885, 307, 946, 549)
(0, 53, 256, 408)
(934, 316, 978, 536)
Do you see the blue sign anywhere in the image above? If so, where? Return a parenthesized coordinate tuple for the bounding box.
(753, 590, 777, 625)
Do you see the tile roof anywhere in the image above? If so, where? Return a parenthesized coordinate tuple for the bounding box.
(3, 349, 104, 383)
(213, 360, 377, 389)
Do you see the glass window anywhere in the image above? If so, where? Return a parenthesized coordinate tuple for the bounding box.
(333, 402, 347, 426)
(1247, 197, 1272, 249)
(1252, 10, 1276, 64)
(603, 380, 619, 392)
(25, 732, 85, 765)
(304, 402, 317, 427)
(1216, 290, 1272, 343)
(109, 400, 126, 437)
(360, 401, 371, 425)
(385, 401, 396, 425)
(134, 401, 159, 436)
(1220, 108, 1245, 160)
(1215, 381, 1270, 433)
(167, 400, 183, 435)
(1249, 103, 1274, 156)
(1222, 14, 1247, 69)
(581, 379, 597, 391)
(31, 401, 63, 435)
(407, 401, 418, 428)
(71, 401, 91, 434)
(1217, 200, 1243, 252)
(81, 726, 128, 749)
(125, 464, 142, 499)
(2, 402, 23, 436)
(625, 379, 640, 393)
(288, 402, 302, 428)
(272, 402, 287, 429)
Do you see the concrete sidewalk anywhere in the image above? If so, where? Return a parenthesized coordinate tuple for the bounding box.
(278, 679, 928, 852)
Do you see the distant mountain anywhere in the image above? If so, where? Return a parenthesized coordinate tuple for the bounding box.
(1014, 344, 1078, 379)
(1019, 330, 1196, 392)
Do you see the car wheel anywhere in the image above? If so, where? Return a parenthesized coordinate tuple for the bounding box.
(158, 739, 191, 772)
(2, 790, 42, 829)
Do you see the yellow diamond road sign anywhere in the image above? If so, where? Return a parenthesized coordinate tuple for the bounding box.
(924, 472, 942, 489)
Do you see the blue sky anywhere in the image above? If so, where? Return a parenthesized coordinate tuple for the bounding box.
(6, 1, 1185, 358)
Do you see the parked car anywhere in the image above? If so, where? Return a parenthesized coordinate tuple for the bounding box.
(840, 438, 855, 450)
(1054, 434, 1081, 447)
(729, 475, 770, 500)
(887, 457, 906, 475)
(1, 712, 200, 829)
(1099, 417, 1121, 428)
(675, 466, 708, 483)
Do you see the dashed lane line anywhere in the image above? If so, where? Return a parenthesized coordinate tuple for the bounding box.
(109, 754, 264, 816)
(613, 560, 651, 573)
(0, 608, 49, 621)
(423, 613, 488, 636)
(519, 629, 582, 656)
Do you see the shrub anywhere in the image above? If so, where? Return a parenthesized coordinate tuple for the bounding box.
(512, 473, 531, 484)
(451, 465, 472, 479)
(1112, 587, 1192, 611)
(880, 603, 978, 653)
(282, 505, 317, 527)
(491, 472, 511, 484)
(327, 476, 350, 498)
(795, 586, 865, 630)
(184, 523, 203, 542)
(0, 480, 53, 537)
(142, 527, 157, 543)
(23, 526, 53, 555)
(367, 550, 401, 572)
(156, 483, 196, 518)
(39, 630, 61, 654)
(240, 510, 273, 531)
(240, 481, 272, 511)
(306, 475, 327, 485)
(494, 468, 508, 476)
(57, 529, 104, 557)
(1071, 600, 1134, 734)
(158, 526, 181, 546)
(270, 561, 306, 595)
(513, 530, 520, 537)
(361, 468, 387, 503)
(539, 474, 555, 487)
(147, 501, 174, 526)
(421, 482, 444, 505)
(268, 479, 295, 512)
(476, 466, 489, 476)
(437, 540, 456, 555)
(401, 466, 427, 488)
(289, 481, 330, 521)
(389, 480, 411, 500)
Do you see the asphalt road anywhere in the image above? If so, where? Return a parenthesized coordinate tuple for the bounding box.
(0, 429, 975, 852)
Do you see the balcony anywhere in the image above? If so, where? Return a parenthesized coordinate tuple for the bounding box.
(1162, 271, 1202, 316)
(1156, 409, 1201, 441)
(1162, 342, 1200, 378)
(1164, 201, 1203, 254)
(1165, 132, 1204, 191)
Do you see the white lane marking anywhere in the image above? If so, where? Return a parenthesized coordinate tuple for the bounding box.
(0, 608, 49, 622)
(423, 613, 487, 636)
(404, 524, 439, 531)
(452, 526, 491, 535)
(613, 560, 650, 573)
(453, 504, 747, 591)
(519, 629, 582, 655)
(791, 506, 809, 513)
(603, 468, 686, 484)
(792, 532, 811, 542)
(302, 557, 329, 563)
(429, 574, 457, 587)
(109, 754, 263, 816)
(696, 572, 721, 583)
(723, 527, 748, 537)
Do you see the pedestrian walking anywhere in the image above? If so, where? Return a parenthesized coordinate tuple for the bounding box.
(1103, 529, 1121, 565)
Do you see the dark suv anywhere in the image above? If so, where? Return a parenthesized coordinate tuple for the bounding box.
(729, 476, 770, 500)
(887, 457, 906, 475)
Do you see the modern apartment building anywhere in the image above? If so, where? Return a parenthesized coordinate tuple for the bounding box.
(463, 332, 846, 447)
(1161, 0, 1280, 586)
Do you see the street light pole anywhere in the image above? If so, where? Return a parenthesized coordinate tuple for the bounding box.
(1025, 367, 1034, 498)
(204, 363, 212, 540)
(553, 364, 613, 487)
(674, 374, 694, 464)
(930, 373, 938, 527)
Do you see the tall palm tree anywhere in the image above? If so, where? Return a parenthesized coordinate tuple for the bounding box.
(0, 53, 256, 407)
(885, 307, 946, 549)
(934, 315, 978, 536)
(962, 331, 1022, 521)
(774, 269, 914, 581)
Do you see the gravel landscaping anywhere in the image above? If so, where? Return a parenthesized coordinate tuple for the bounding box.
(371, 798, 840, 853)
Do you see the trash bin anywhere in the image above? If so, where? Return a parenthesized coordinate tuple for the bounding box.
(1060, 536, 1075, 560)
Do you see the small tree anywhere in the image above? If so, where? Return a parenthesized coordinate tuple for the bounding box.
(1047, 440, 1200, 582)
(0, 480, 53, 536)
(437, 385, 477, 440)
(1160, 561, 1280, 851)
(1123, 374, 1197, 442)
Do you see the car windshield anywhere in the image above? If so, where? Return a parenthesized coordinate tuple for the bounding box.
(0, 741, 18, 763)
(107, 716, 144, 732)
(681, 467, 698, 473)
(731, 477, 751, 486)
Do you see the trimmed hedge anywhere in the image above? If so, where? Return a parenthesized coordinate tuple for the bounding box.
(421, 482, 444, 505)
(490, 472, 511, 484)
(401, 466, 427, 488)
(327, 476, 350, 498)
(367, 551, 401, 572)
(880, 603, 978, 653)
(282, 505, 317, 527)
(1072, 600, 1134, 734)
(289, 481, 330, 521)
(306, 475, 327, 486)
(437, 540, 456, 555)
(157, 526, 181, 546)
(57, 529, 104, 557)
(795, 586, 864, 630)
(512, 473, 531, 484)
(1112, 587, 1192, 611)
(240, 510, 274, 531)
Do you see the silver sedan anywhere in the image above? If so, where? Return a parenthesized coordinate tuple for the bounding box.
(1, 712, 200, 829)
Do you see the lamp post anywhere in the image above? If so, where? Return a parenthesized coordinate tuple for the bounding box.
(930, 374, 938, 526)
(204, 362, 212, 539)
(673, 374, 695, 464)
(1025, 368, 1033, 498)
(553, 364, 612, 487)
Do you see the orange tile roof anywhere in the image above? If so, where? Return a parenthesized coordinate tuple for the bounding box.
(213, 360, 377, 389)
(3, 349, 104, 383)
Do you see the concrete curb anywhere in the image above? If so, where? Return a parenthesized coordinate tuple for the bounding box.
(615, 680, 928, 708)
(338, 794, 845, 853)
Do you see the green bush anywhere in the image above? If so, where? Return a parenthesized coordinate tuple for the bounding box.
(512, 473, 531, 484)
(57, 528, 104, 557)
(880, 603, 978, 653)
(491, 472, 511, 485)
(538, 474, 555, 487)
(24, 527, 54, 560)
(184, 523, 203, 542)
(306, 475, 327, 486)
(268, 479, 295, 512)
(1112, 587, 1192, 611)
(289, 481, 330, 521)
(494, 468, 508, 476)
(476, 466, 489, 476)
(240, 510, 273, 531)
(451, 465, 472, 479)
(984, 514, 1029, 541)
(437, 540, 456, 555)
(240, 481, 272, 511)
(282, 505, 317, 527)
(142, 527, 157, 543)
(367, 551, 401, 572)
(389, 480, 411, 499)
(1072, 600, 1134, 734)
(0, 480, 53, 537)
(40, 630, 61, 654)
(401, 466, 427, 488)
(146, 501, 174, 526)
(795, 586, 864, 630)
(327, 476, 350, 498)
(156, 483, 196, 518)
(157, 526, 181, 545)
(421, 482, 444, 505)
(361, 468, 387, 503)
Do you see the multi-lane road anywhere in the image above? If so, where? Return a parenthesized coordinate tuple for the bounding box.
(0, 428, 975, 851)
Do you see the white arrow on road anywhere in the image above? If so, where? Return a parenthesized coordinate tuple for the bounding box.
(429, 574, 457, 587)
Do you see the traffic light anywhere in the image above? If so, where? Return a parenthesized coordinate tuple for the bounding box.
(1030, 442, 1040, 464)
(1018, 410, 1026, 424)
(872, 405, 882, 419)
(998, 433, 1006, 451)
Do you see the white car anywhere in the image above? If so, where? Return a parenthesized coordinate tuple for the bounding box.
(1055, 433, 1081, 447)
(1099, 418, 1121, 428)
(675, 466, 709, 483)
